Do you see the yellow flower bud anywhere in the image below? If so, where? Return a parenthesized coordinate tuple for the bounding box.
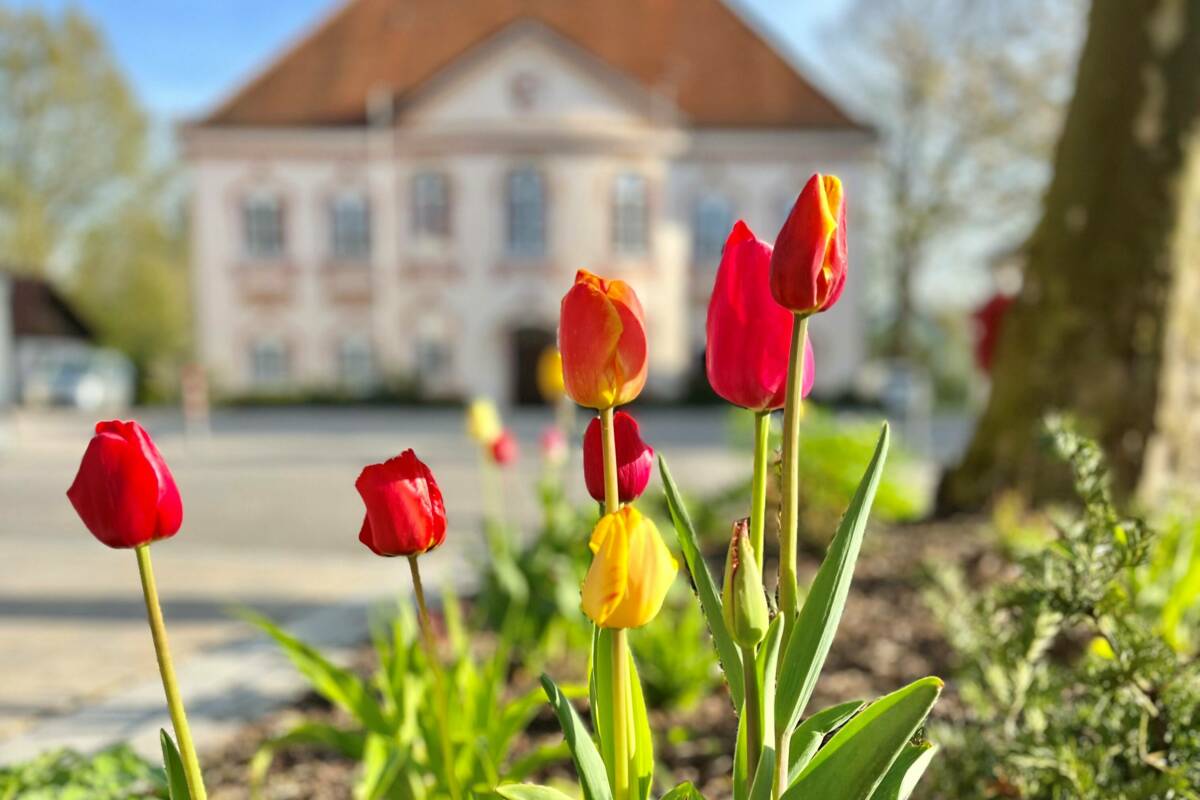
(465, 398, 502, 446)
(537, 347, 565, 402)
(722, 519, 769, 648)
(581, 506, 678, 629)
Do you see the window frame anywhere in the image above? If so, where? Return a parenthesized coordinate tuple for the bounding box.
(692, 192, 734, 265)
(612, 172, 650, 258)
(329, 191, 372, 263)
(505, 166, 547, 260)
(411, 170, 451, 242)
(241, 192, 286, 262)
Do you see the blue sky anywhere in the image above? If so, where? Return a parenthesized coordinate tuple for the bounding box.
(7, 0, 849, 119)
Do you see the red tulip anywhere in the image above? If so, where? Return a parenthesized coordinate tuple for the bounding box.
(770, 173, 847, 316)
(490, 429, 519, 466)
(540, 425, 567, 466)
(66, 420, 183, 549)
(559, 269, 648, 410)
(706, 221, 815, 410)
(356, 449, 447, 557)
(582, 411, 653, 503)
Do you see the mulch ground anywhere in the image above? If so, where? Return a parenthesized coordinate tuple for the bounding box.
(204, 518, 993, 799)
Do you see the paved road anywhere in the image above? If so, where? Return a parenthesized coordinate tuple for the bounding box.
(0, 405, 745, 747)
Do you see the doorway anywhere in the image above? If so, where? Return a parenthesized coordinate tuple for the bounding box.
(511, 326, 556, 405)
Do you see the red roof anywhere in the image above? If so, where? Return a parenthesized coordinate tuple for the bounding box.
(201, 0, 862, 130)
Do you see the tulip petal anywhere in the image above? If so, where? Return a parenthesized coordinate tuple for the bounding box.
(67, 431, 160, 548)
(606, 512, 678, 629)
(582, 512, 630, 626)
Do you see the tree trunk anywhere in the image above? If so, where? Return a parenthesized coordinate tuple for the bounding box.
(938, 0, 1200, 511)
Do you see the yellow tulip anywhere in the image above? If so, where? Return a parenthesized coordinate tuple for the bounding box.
(537, 347, 565, 402)
(465, 398, 501, 446)
(581, 506, 677, 629)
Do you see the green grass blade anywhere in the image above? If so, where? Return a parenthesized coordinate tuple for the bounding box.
(785, 677, 942, 800)
(658, 455, 744, 709)
(496, 784, 578, 800)
(159, 730, 191, 800)
(868, 742, 939, 800)
(541, 674, 613, 800)
(775, 424, 889, 738)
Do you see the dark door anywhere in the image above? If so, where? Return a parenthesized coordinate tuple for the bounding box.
(512, 327, 556, 405)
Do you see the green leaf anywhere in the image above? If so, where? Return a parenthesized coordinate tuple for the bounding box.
(659, 455, 744, 709)
(757, 615, 785, 747)
(660, 781, 706, 800)
(784, 677, 942, 800)
(496, 784, 578, 800)
(868, 742, 938, 800)
(787, 699, 866, 784)
(159, 729, 191, 800)
(748, 747, 776, 800)
(589, 627, 617, 792)
(541, 674, 613, 800)
(731, 698, 750, 800)
(241, 610, 392, 735)
(775, 424, 889, 738)
(627, 650, 654, 800)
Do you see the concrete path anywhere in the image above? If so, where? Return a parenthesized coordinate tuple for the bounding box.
(0, 405, 745, 760)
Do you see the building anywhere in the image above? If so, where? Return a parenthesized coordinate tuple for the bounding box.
(182, 0, 874, 404)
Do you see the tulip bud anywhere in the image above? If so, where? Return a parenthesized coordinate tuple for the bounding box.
(66, 420, 183, 549)
(540, 425, 567, 467)
(706, 221, 816, 410)
(582, 410, 653, 503)
(722, 519, 769, 648)
(465, 398, 502, 447)
(581, 506, 678, 629)
(356, 449, 447, 557)
(490, 429, 519, 466)
(559, 269, 648, 409)
(537, 347, 565, 402)
(769, 173, 847, 316)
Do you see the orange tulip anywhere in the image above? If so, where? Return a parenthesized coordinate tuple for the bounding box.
(769, 173, 847, 316)
(559, 269, 648, 409)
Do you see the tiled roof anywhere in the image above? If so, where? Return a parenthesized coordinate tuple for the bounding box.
(200, 0, 862, 130)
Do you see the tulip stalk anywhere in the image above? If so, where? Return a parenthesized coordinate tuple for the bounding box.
(407, 555, 462, 800)
(778, 314, 809, 624)
(599, 406, 631, 800)
(135, 545, 206, 800)
(749, 411, 771, 574)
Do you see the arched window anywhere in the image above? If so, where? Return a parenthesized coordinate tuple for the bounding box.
(411, 171, 450, 241)
(612, 173, 649, 257)
(506, 167, 546, 258)
(242, 192, 284, 261)
(692, 193, 733, 264)
(329, 192, 371, 262)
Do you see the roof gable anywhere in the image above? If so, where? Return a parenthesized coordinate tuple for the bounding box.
(201, 0, 862, 130)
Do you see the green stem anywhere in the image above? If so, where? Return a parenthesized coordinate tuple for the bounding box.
(741, 643, 763, 782)
(599, 407, 620, 514)
(599, 407, 631, 800)
(749, 410, 771, 574)
(407, 556, 462, 800)
(778, 314, 809, 624)
(135, 545, 207, 800)
(774, 729, 790, 800)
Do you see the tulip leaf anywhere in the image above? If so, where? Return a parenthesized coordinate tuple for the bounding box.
(732, 701, 749, 800)
(589, 627, 617, 792)
(868, 742, 939, 800)
(788, 699, 866, 784)
(496, 784, 578, 800)
(757, 614, 785, 747)
(628, 649, 655, 800)
(159, 729, 191, 800)
(241, 610, 392, 735)
(658, 455, 744, 709)
(748, 746, 776, 800)
(661, 782, 706, 800)
(541, 673, 614, 800)
(775, 424, 889, 739)
(784, 677, 943, 800)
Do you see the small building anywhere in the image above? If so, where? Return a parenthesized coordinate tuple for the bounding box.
(181, 0, 875, 403)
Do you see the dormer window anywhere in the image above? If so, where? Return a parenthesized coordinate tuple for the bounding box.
(612, 173, 649, 257)
(692, 193, 733, 264)
(242, 192, 285, 261)
(506, 167, 546, 259)
(412, 171, 450, 242)
(330, 192, 371, 262)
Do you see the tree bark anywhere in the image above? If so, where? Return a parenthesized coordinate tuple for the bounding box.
(939, 0, 1200, 511)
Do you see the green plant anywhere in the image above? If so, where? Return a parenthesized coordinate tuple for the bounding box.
(629, 585, 722, 711)
(926, 416, 1200, 799)
(246, 593, 567, 799)
(0, 743, 167, 800)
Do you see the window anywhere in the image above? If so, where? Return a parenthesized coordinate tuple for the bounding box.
(506, 167, 546, 258)
(612, 173, 649, 256)
(250, 338, 288, 386)
(242, 193, 285, 260)
(692, 193, 733, 264)
(338, 335, 375, 389)
(411, 171, 450, 240)
(415, 315, 452, 388)
(330, 193, 371, 262)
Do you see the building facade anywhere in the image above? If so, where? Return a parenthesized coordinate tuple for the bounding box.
(182, 0, 874, 403)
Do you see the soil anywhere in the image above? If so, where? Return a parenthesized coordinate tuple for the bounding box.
(204, 518, 992, 799)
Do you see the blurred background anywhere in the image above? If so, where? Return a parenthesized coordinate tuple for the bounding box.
(4, 0, 1200, 795)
